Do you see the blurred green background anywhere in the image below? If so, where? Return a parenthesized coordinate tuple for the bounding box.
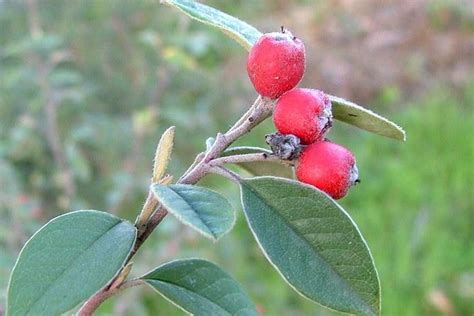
(1, 0, 473, 315)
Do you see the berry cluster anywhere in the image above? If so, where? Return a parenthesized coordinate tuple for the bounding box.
(247, 28, 359, 199)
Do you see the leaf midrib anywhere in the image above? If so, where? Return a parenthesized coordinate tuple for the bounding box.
(170, 187, 219, 239)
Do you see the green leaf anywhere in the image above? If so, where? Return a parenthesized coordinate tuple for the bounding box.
(223, 146, 294, 178)
(162, 0, 262, 51)
(330, 95, 406, 141)
(151, 184, 235, 240)
(142, 258, 258, 316)
(240, 177, 380, 316)
(7, 210, 136, 316)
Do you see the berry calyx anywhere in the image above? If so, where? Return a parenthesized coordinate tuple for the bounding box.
(295, 141, 359, 199)
(265, 132, 301, 160)
(273, 88, 332, 144)
(246, 28, 305, 99)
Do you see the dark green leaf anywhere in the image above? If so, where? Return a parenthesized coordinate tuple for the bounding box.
(223, 146, 294, 178)
(7, 210, 136, 316)
(162, 0, 262, 50)
(240, 177, 380, 316)
(330, 95, 406, 141)
(142, 258, 258, 316)
(151, 184, 235, 240)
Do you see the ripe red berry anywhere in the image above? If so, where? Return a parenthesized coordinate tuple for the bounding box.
(295, 141, 359, 200)
(247, 29, 305, 99)
(273, 88, 332, 144)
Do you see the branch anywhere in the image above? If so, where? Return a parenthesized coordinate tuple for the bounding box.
(77, 96, 274, 315)
(179, 96, 274, 184)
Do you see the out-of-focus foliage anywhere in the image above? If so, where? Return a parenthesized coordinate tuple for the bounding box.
(0, 0, 472, 315)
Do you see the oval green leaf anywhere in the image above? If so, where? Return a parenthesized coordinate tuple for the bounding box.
(151, 184, 235, 241)
(142, 258, 258, 316)
(330, 95, 406, 141)
(240, 177, 380, 316)
(223, 146, 294, 179)
(7, 210, 137, 316)
(162, 0, 262, 51)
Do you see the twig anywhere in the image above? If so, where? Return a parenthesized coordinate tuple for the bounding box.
(179, 97, 273, 184)
(177, 152, 205, 183)
(77, 96, 274, 315)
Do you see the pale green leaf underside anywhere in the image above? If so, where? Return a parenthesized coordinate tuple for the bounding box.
(151, 184, 235, 240)
(142, 258, 258, 316)
(223, 146, 294, 179)
(162, 0, 262, 51)
(7, 210, 136, 316)
(240, 177, 380, 316)
(330, 95, 406, 141)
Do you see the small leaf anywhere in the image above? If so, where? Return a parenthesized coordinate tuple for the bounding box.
(330, 95, 406, 141)
(223, 146, 294, 178)
(240, 177, 380, 316)
(162, 0, 262, 51)
(142, 258, 258, 315)
(152, 126, 175, 183)
(151, 184, 235, 240)
(7, 210, 136, 316)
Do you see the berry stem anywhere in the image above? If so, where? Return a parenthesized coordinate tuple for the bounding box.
(211, 153, 292, 167)
(208, 166, 242, 183)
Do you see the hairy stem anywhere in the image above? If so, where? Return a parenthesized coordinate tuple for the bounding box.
(77, 96, 273, 315)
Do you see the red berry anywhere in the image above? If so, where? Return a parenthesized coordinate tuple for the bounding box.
(273, 88, 332, 144)
(247, 29, 305, 98)
(295, 141, 359, 199)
